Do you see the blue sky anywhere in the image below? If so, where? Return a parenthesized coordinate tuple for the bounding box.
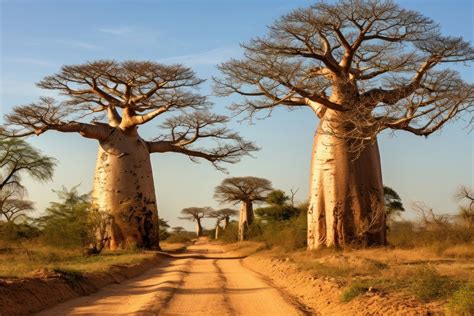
(1, 0, 472, 230)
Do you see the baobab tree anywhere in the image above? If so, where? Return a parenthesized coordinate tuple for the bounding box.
(215, 0, 474, 249)
(208, 208, 238, 239)
(0, 135, 56, 192)
(214, 177, 272, 241)
(4, 60, 257, 250)
(180, 207, 212, 237)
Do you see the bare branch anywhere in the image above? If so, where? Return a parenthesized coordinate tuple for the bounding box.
(147, 112, 258, 171)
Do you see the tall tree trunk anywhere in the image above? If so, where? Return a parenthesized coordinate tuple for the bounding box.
(307, 109, 386, 250)
(224, 216, 230, 229)
(215, 223, 220, 239)
(196, 220, 203, 237)
(238, 201, 253, 241)
(92, 128, 160, 250)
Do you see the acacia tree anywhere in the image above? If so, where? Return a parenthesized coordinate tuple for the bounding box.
(0, 188, 34, 222)
(384, 186, 404, 219)
(214, 177, 272, 241)
(180, 207, 211, 237)
(0, 136, 56, 192)
(256, 190, 300, 222)
(455, 186, 474, 228)
(215, 0, 474, 249)
(4, 60, 257, 250)
(208, 208, 238, 239)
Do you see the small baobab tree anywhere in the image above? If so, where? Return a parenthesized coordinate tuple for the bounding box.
(4, 60, 257, 250)
(209, 208, 238, 239)
(180, 207, 212, 237)
(214, 177, 272, 241)
(215, 0, 474, 249)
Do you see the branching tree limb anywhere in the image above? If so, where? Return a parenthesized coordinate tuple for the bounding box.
(215, 0, 474, 154)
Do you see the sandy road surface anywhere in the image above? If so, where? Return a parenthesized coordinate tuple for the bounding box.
(37, 240, 304, 315)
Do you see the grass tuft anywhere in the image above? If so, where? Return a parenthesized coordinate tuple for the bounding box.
(408, 265, 459, 302)
(447, 282, 474, 315)
(340, 282, 370, 303)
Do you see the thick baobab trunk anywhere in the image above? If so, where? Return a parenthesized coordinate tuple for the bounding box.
(307, 110, 386, 250)
(92, 128, 160, 250)
(196, 220, 203, 237)
(238, 201, 253, 241)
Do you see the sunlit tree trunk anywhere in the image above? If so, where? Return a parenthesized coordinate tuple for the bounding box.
(238, 201, 253, 241)
(307, 109, 386, 250)
(215, 223, 220, 239)
(196, 220, 203, 237)
(92, 129, 160, 250)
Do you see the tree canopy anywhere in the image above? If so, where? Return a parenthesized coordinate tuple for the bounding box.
(0, 135, 56, 191)
(215, 0, 474, 152)
(384, 186, 405, 218)
(255, 190, 300, 221)
(4, 60, 257, 169)
(208, 208, 239, 222)
(179, 207, 212, 222)
(214, 176, 273, 204)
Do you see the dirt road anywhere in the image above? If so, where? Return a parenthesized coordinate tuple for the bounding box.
(37, 240, 305, 315)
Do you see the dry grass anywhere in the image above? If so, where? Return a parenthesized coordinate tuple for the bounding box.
(275, 243, 473, 308)
(0, 241, 182, 278)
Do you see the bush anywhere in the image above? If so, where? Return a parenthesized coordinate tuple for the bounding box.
(388, 220, 473, 251)
(340, 282, 370, 303)
(0, 221, 39, 241)
(447, 282, 474, 315)
(219, 222, 239, 243)
(165, 232, 194, 243)
(408, 265, 459, 302)
(256, 212, 307, 251)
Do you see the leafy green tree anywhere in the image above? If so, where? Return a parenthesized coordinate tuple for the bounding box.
(159, 218, 171, 241)
(255, 190, 300, 222)
(384, 186, 405, 219)
(38, 186, 91, 248)
(0, 135, 56, 191)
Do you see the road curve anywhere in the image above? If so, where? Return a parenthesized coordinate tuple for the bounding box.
(37, 241, 303, 315)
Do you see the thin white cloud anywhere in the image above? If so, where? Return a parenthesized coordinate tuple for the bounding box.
(98, 27, 132, 35)
(56, 40, 100, 50)
(8, 58, 56, 67)
(158, 46, 241, 67)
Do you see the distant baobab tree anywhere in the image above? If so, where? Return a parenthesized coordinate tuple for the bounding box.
(214, 177, 272, 241)
(209, 208, 238, 239)
(215, 0, 474, 249)
(4, 60, 257, 250)
(179, 207, 212, 237)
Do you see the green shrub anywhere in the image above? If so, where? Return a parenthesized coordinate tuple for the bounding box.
(340, 282, 370, 303)
(219, 222, 239, 243)
(0, 221, 39, 241)
(165, 232, 194, 243)
(409, 265, 459, 302)
(447, 282, 474, 315)
(256, 213, 307, 251)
